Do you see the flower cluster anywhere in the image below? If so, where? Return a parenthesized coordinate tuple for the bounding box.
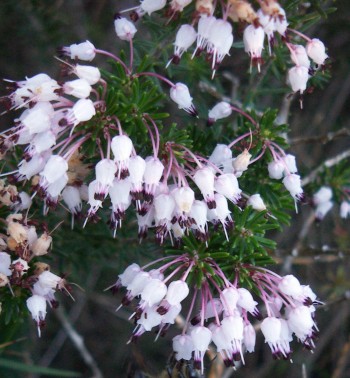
(119, 0, 328, 94)
(0, 193, 70, 336)
(111, 256, 320, 373)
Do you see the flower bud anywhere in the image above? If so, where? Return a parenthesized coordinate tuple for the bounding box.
(232, 149, 251, 174)
(69, 40, 96, 61)
(63, 79, 92, 99)
(75, 65, 101, 85)
(288, 66, 309, 94)
(306, 38, 328, 65)
(208, 102, 232, 123)
(114, 18, 137, 41)
(247, 193, 266, 211)
(31, 232, 52, 256)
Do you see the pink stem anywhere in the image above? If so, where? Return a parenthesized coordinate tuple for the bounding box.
(135, 72, 175, 87)
(95, 49, 130, 74)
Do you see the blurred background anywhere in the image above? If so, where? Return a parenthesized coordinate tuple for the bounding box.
(0, 0, 349, 377)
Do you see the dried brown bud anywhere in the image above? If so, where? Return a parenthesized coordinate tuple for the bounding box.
(228, 0, 258, 24)
(32, 233, 52, 256)
(258, 0, 281, 17)
(232, 149, 252, 173)
(33, 262, 51, 276)
(0, 184, 19, 206)
(7, 221, 28, 244)
(0, 273, 9, 287)
(7, 236, 18, 252)
(196, 0, 214, 15)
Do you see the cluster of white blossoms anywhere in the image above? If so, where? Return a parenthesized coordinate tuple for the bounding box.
(0, 34, 305, 246)
(0, 198, 69, 336)
(111, 257, 320, 372)
(312, 185, 350, 221)
(119, 0, 328, 93)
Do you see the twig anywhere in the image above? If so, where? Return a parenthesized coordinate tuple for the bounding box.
(290, 127, 350, 145)
(332, 335, 350, 378)
(55, 307, 104, 378)
(301, 148, 350, 186)
(281, 212, 315, 273)
(276, 94, 293, 125)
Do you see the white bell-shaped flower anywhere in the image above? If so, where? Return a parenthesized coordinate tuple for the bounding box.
(190, 326, 212, 373)
(68, 40, 96, 61)
(313, 186, 333, 205)
(140, 0, 167, 15)
(268, 160, 284, 179)
(172, 186, 195, 213)
(87, 180, 103, 211)
(278, 275, 303, 298)
(221, 315, 244, 361)
(173, 24, 197, 59)
(95, 159, 117, 197)
(137, 305, 163, 331)
(165, 280, 189, 305)
(207, 194, 232, 233)
(161, 303, 182, 324)
(315, 200, 333, 220)
(154, 193, 176, 222)
(195, 15, 216, 53)
(127, 271, 152, 297)
(207, 18, 233, 68)
(40, 155, 68, 185)
(15, 192, 32, 211)
(220, 286, 239, 315)
(118, 263, 141, 287)
(287, 305, 315, 341)
(63, 79, 92, 99)
(170, 83, 197, 116)
(215, 173, 241, 203)
(46, 173, 68, 198)
(237, 288, 259, 315)
(111, 135, 133, 177)
(0, 252, 12, 276)
(275, 7, 288, 36)
(173, 334, 194, 361)
(209, 323, 234, 366)
(306, 38, 328, 65)
(143, 157, 164, 196)
(128, 155, 146, 196)
(141, 278, 167, 307)
(68, 98, 96, 126)
(30, 130, 56, 154)
(26, 295, 47, 337)
(111, 135, 133, 161)
(74, 64, 101, 85)
(189, 200, 208, 238)
(290, 45, 310, 68)
(114, 17, 137, 41)
(283, 174, 303, 200)
(37, 270, 62, 290)
(62, 186, 82, 215)
(261, 316, 282, 352)
(247, 194, 266, 211)
(282, 154, 298, 174)
(243, 322, 256, 353)
(208, 102, 232, 123)
(288, 66, 309, 94)
(209, 144, 232, 166)
(243, 25, 265, 71)
(340, 201, 350, 219)
(21, 102, 54, 135)
(109, 179, 132, 214)
(193, 167, 216, 208)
